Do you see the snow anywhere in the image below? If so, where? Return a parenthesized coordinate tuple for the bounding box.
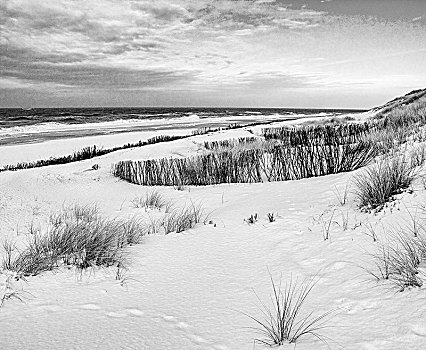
(1, 117, 426, 350)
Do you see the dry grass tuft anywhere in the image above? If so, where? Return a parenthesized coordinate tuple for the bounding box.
(246, 275, 334, 346)
(368, 233, 426, 291)
(2, 205, 146, 277)
(131, 189, 169, 210)
(366, 210, 426, 291)
(353, 155, 416, 211)
(162, 202, 206, 234)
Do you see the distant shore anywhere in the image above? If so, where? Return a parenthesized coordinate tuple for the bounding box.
(0, 110, 364, 167)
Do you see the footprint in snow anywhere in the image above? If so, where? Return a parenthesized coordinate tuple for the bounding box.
(411, 324, 426, 337)
(176, 322, 190, 330)
(213, 345, 230, 350)
(338, 299, 379, 314)
(126, 308, 144, 317)
(326, 260, 349, 271)
(186, 333, 208, 345)
(159, 314, 211, 346)
(161, 314, 176, 322)
(160, 315, 190, 331)
(106, 311, 127, 318)
(38, 304, 61, 313)
(80, 303, 101, 310)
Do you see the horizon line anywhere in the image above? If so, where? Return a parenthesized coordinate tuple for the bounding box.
(0, 106, 370, 111)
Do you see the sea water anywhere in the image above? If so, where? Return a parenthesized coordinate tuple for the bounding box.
(0, 107, 364, 146)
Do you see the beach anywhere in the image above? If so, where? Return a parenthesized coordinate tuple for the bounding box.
(2, 0, 426, 348)
(1, 95, 426, 350)
(0, 108, 360, 166)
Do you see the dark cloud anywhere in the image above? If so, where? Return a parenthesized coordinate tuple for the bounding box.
(1, 39, 161, 70)
(132, 2, 189, 22)
(190, 1, 302, 30)
(131, 0, 323, 31)
(0, 41, 162, 80)
(1, 44, 88, 65)
(1, 49, 195, 90)
(5, 65, 193, 89)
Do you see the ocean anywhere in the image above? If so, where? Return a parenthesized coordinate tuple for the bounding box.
(0, 107, 365, 146)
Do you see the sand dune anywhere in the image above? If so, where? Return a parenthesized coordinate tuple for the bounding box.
(1, 91, 426, 350)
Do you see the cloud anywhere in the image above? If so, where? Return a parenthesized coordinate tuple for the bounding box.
(1, 0, 425, 107)
(185, 1, 325, 31)
(1, 59, 196, 91)
(0, 1, 328, 90)
(226, 71, 332, 91)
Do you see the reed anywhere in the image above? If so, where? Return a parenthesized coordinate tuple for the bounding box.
(191, 121, 271, 136)
(113, 140, 378, 186)
(0, 119, 278, 173)
(262, 122, 375, 146)
(0, 135, 187, 172)
(262, 97, 426, 152)
(1, 146, 107, 172)
(203, 137, 260, 151)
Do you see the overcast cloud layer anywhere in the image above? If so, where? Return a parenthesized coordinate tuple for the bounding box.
(1, 0, 426, 107)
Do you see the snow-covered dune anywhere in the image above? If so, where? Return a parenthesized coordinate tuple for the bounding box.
(1, 91, 426, 350)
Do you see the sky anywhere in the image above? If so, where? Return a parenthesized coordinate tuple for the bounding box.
(1, 0, 426, 108)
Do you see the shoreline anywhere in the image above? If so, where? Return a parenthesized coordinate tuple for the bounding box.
(0, 113, 308, 146)
(0, 113, 340, 167)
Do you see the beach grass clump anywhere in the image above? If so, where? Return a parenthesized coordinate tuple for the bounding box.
(49, 204, 99, 227)
(0, 134, 189, 173)
(0, 270, 27, 308)
(361, 127, 411, 154)
(301, 115, 355, 126)
(131, 189, 167, 210)
(2, 205, 146, 277)
(261, 95, 426, 154)
(409, 144, 426, 168)
(1, 240, 18, 273)
(119, 216, 147, 246)
(352, 155, 416, 211)
(203, 137, 280, 155)
(113, 140, 378, 186)
(246, 275, 334, 346)
(191, 123, 245, 136)
(262, 141, 378, 181)
(191, 121, 278, 137)
(244, 213, 258, 225)
(113, 148, 265, 186)
(0, 146, 107, 172)
(374, 95, 426, 128)
(203, 137, 261, 151)
(371, 96, 426, 146)
(373, 89, 426, 118)
(267, 213, 276, 222)
(368, 229, 426, 291)
(162, 202, 206, 234)
(145, 135, 180, 145)
(262, 122, 374, 146)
